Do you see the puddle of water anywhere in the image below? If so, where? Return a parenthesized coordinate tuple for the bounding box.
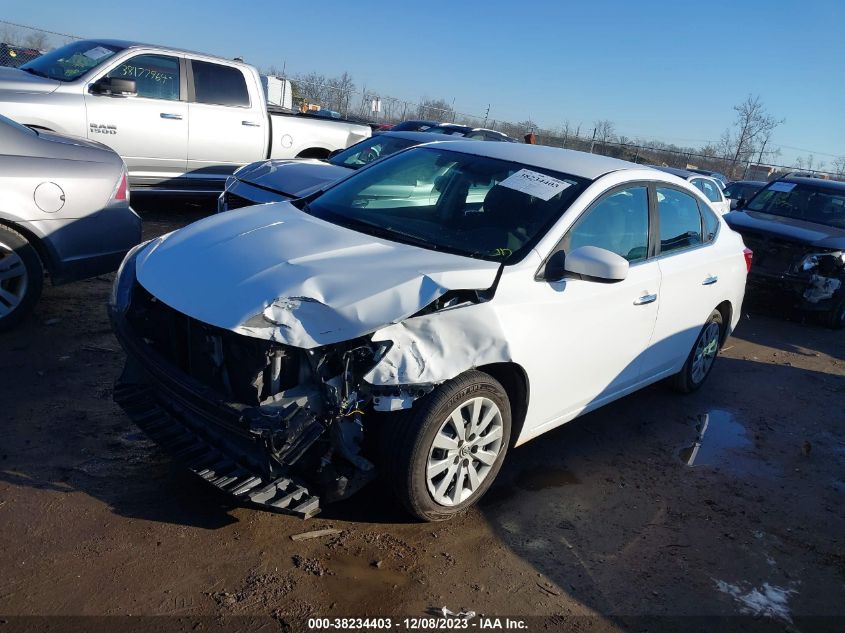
(678, 410, 750, 467)
(515, 466, 580, 491)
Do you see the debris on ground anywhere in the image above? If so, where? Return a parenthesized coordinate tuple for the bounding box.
(290, 528, 342, 542)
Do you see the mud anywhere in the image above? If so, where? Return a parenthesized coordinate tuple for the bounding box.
(1, 199, 843, 631)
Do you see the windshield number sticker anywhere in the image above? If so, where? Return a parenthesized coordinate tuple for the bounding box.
(769, 182, 796, 193)
(83, 46, 113, 60)
(498, 169, 572, 201)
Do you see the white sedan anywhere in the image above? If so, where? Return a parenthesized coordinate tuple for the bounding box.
(110, 142, 750, 521)
(652, 166, 731, 214)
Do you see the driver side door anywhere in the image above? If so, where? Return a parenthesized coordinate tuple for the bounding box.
(84, 53, 188, 187)
(514, 184, 662, 431)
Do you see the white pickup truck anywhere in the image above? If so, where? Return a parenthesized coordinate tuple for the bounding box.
(0, 39, 371, 192)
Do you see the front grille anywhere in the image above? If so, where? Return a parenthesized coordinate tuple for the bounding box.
(736, 231, 811, 275)
(126, 282, 300, 405)
(223, 191, 256, 211)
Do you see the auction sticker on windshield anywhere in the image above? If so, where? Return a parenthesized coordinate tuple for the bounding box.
(84, 46, 113, 60)
(498, 168, 572, 201)
(769, 182, 797, 193)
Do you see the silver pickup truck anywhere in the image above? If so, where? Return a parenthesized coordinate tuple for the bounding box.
(0, 39, 371, 192)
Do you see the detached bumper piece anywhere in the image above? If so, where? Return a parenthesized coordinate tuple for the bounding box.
(114, 381, 320, 518)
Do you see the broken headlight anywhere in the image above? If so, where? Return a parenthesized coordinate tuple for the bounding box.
(799, 251, 845, 273)
(109, 239, 152, 312)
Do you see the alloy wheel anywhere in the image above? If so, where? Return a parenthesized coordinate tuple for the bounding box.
(691, 322, 720, 383)
(426, 396, 504, 506)
(0, 242, 27, 317)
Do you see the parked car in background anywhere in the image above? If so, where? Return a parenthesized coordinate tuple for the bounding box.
(0, 43, 43, 68)
(725, 175, 845, 328)
(723, 180, 766, 210)
(111, 142, 748, 521)
(218, 130, 467, 212)
(387, 119, 440, 132)
(0, 39, 371, 193)
(0, 114, 141, 330)
(687, 168, 728, 188)
(425, 124, 516, 142)
(651, 166, 730, 214)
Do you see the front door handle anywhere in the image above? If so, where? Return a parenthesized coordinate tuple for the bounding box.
(160, 113, 182, 120)
(634, 294, 657, 305)
(242, 120, 260, 127)
(702, 275, 719, 286)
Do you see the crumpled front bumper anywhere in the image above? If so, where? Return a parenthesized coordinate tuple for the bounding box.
(748, 268, 843, 312)
(110, 307, 321, 517)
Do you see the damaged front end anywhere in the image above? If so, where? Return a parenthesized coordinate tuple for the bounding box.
(111, 280, 401, 516)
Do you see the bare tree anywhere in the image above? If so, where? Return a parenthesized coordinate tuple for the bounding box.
(832, 156, 845, 178)
(722, 95, 784, 171)
(23, 31, 48, 50)
(593, 119, 616, 147)
(416, 97, 453, 122)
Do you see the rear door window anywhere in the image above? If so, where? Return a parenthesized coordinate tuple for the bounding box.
(191, 60, 250, 106)
(107, 54, 180, 101)
(657, 187, 703, 254)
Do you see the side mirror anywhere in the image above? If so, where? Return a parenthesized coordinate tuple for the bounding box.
(90, 77, 137, 97)
(545, 246, 629, 282)
(732, 197, 745, 210)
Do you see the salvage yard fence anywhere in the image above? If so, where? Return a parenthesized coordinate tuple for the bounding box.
(2, 20, 840, 183)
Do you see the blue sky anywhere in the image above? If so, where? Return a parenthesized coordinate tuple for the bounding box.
(4, 0, 843, 164)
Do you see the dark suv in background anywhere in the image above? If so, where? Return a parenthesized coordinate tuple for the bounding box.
(725, 175, 845, 328)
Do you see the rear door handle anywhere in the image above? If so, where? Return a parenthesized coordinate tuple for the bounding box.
(702, 275, 719, 285)
(242, 120, 260, 127)
(634, 294, 657, 305)
(160, 113, 182, 120)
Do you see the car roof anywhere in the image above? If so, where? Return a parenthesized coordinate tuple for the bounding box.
(781, 175, 845, 191)
(728, 180, 767, 186)
(79, 39, 251, 67)
(422, 141, 643, 179)
(650, 165, 696, 179)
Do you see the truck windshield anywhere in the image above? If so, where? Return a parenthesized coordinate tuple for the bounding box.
(747, 182, 845, 229)
(20, 41, 125, 82)
(300, 146, 588, 263)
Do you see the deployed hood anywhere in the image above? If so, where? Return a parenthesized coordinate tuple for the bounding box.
(236, 159, 352, 198)
(135, 202, 500, 348)
(726, 210, 845, 250)
(0, 66, 61, 94)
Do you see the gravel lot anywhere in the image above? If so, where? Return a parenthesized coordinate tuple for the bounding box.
(1, 198, 843, 632)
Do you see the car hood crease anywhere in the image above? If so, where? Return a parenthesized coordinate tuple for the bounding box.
(135, 202, 501, 348)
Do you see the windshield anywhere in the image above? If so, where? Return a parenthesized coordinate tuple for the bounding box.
(20, 40, 124, 82)
(724, 182, 763, 200)
(747, 181, 845, 229)
(301, 146, 588, 262)
(328, 135, 417, 170)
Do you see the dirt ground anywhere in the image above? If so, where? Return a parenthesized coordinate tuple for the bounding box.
(1, 198, 844, 632)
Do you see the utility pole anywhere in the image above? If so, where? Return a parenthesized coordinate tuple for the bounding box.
(483, 103, 490, 127)
(589, 127, 597, 153)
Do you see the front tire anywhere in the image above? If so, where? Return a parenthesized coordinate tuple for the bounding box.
(670, 309, 724, 393)
(380, 370, 511, 521)
(0, 225, 43, 331)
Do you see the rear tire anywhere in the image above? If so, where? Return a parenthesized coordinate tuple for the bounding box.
(379, 370, 511, 521)
(670, 309, 724, 393)
(0, 225, 43, 331)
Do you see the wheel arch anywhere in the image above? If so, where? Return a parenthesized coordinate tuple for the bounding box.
(715, 299, 733, 344)
(476, 361, 530, 447)
(0, 217, 54, 275)
(295, 147, 332, 159)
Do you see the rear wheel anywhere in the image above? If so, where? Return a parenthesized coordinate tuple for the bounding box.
(670, 309, 724, 393)
(0, 225, 43, 331)
(380, 370, 511, 521)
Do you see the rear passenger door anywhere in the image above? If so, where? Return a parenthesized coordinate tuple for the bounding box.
(186, 59, 268, 188)
(641, 186, 723, 378)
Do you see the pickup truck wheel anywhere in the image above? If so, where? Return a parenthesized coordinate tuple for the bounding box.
(670, 309, 724, 393)
(0, 225, 43, 331)
(380, 370, 511, 521)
